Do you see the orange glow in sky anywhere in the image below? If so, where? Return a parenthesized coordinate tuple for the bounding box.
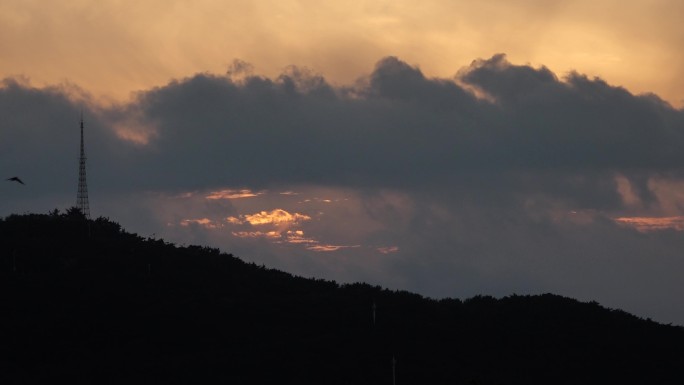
(2, 0, 683, 106)
(614, 216, 684, 232)
(206, 189, 262, 200)
(243, 209, 311, 226)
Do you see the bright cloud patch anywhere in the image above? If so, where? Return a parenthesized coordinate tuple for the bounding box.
(226, 208, 316, 247)
(283, 230, 318, 245)
(180, 218, 222, 229)
(614, 217, 684, 232)
(222, 204, 362, 252)
(231, 227, 357, 253)
(244, 209, 311, 226)
(232, 231, 281, 239)
(282, 231, 359, 252)
(226, 216, 243, 225)
(307, 244, 361, 252)
(225, 209, 311, 227)
(206, 189, 263, 200)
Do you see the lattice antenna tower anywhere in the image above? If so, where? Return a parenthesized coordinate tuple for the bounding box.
(77, 112, 91, 219)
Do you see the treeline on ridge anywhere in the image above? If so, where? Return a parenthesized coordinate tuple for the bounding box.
(1, 210, 683, 385)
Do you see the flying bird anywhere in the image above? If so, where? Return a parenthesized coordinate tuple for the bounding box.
(6, 177, 25, 185)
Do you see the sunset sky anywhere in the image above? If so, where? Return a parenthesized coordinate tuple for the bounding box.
(3, 0, 684, 324)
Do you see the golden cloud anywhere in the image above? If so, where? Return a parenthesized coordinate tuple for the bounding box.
(614, 216, 684, 232)
(206, 189, 262, 200)
(226, 216, 243, 225)
(180, 218, 221, 229)
(226, 210, 313, 244)
(244, 209, 311, 226)
(4, 1, 684, 107)
(283, 230, 318, 245)
(231, 231, 281, 239)
(307, 244, 361, 252)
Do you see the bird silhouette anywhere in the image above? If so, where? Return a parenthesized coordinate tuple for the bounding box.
(6, 177, 25, 185)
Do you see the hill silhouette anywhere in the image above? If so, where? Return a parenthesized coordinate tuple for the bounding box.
(1, 210, 683, 384)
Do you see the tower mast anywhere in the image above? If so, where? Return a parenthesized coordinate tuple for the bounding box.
(77, 113, 91, 219)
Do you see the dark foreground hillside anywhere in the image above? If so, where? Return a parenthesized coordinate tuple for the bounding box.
(1, 211, 683, 385)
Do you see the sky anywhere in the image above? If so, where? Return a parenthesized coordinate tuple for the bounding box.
(2, 0, 684, 324)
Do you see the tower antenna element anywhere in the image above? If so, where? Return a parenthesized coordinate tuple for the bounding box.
(77, 112, 91, 219)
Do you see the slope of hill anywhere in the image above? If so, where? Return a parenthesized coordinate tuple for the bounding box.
(1, 210, 683, 384)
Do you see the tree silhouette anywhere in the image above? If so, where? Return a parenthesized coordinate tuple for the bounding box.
(0, 211, 683, 385)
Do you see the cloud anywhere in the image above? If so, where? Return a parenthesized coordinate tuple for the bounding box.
(307, 244, 361, 252)
(4, 55, 684, 324)
(99, 53, 683, 214)
(5, 53, 682, 211)
(180, 218, 222, 229)
(243, 209, 311, 227)
(5, 1, 684, 108)
(614, 216, 684, 232)
(232, 231, 281, 240)
(206, 189, 263, 200)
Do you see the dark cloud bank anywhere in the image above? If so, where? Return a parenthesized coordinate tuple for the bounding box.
(3, 54, 684, 324)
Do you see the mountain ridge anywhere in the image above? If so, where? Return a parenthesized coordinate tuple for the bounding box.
(1, 210, 683, 384)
